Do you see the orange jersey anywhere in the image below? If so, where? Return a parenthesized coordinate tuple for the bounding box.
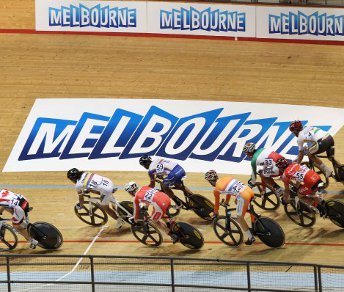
(213, 176, 252, 214)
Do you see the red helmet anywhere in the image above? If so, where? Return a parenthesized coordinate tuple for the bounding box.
(276, 158, 290, 170)
(289, 120, 303, 133)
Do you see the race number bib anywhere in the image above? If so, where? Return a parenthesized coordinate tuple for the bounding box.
(263, 159, 274, 175)
(156, 163, 164, 174)
(143, 189, 157, 202)
(294, 165, 308, 182)
(230, 180, 245, 195)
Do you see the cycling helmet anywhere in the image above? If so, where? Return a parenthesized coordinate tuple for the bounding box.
(275, 158, 290, 170)
(289, 120, 303, 133)
(67, 168, 82, 183)
(204, 170, 218, 183)
(124, 181, 138, 194)
(139, 155, 152, 169)
(243, 142, 256, 154)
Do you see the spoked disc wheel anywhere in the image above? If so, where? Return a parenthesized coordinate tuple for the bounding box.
(284, 200, 316, 227)
(173, 222, 204, 249)
(0, 224, 18, 251)
(253, 183, 280, 211)
(301, 162, 329, 188)
(189, 194, 214, 221)
(131, 221, 163, 247)
(326, 200, 344, 228)
(213, 216, 243, 247)
(254, 217, 285, 248)
(74, 200, 108, 226)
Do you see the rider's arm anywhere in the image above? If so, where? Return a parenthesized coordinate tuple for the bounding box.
(281, 175, 291, 203)
(133, 196, 141, 222)
(213, 190, 221, 215)
(224, 194, 231, 205)
(296, 151, 304, 164)
(148, 171, 155, 188)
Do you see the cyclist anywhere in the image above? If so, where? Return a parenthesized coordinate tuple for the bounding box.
(204, 170, 256, 245)
(124, 181, 179, 243)
(67, 168, 125, 229)
(242, 142, 284, 196)
(0, 189, 38, 249)
(289, 120, 334, 178)
(276, 158, 326, 216)
(139, 155, 190, 206)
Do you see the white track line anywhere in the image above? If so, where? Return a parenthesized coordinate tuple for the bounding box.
(20, 225, 108, 292)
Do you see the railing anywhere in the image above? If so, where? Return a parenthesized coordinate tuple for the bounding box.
(0, 255, 343, 291)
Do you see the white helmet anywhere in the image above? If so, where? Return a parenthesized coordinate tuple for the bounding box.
(124, 181, 138, 193)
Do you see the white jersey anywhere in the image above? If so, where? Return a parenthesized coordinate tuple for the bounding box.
(75, 172, 114, 196)
(0, 189, 25, 208)
(255, 149, 280, 177)
(297, 126, 327, 151)
(148, 158, 178, 176)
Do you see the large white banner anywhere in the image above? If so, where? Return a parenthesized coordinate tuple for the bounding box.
(4, 99, 344, 174)
(257, 6, 344, 41)
(147, 2, 255, 37)
(35, 0, 147, 32)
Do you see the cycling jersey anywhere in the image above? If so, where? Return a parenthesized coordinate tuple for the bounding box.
(75, 172, 115, 205)
(254, 149, 285, 178)
(0, 189, 29, 224)
(148, 158, 186, 187)
(213, 176, 254, 216)
(281, 163, 322, 196)
(297, 126, 328, 153)
(133, 186, 171, 221)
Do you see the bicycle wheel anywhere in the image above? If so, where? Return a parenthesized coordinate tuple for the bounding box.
(284, 200, 316, 227)
(131, 221, 162, 247)
(173, 222, 204, 249)
(188, 194, 214, 221)
(74, 200, 108, 226)
(326, 200, 344, 228)
(213, 216, 243, 247)
(117, 201, 134, 223)
(253, 183, 280, 211)
(254, 217, 285, 248)
(28, 222, 63, 250)
(301, 161, 329, 188)
(0, 224, 18, 251)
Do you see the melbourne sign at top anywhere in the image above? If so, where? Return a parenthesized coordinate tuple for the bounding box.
(4, 99, 344, 174)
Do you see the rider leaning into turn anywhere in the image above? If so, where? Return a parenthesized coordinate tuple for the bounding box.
(0, 189, 38, 249)
(243, 142, 285, 197)
(276, 157, 327, 216)
(289, 120, 334, 178)
(124, 181, 179, 243)
(67, 168, 125, 229)
(204, 170, 256, 245)
(139, 155, 191, 206)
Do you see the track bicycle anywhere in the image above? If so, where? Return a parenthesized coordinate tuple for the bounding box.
(213, 199, 285, 248)
(301, 146, 344, 188)
(251, 182, 281, 211)
(0, 217, 63, 251)
(131, 207, 204, 249)
(74, 193, 133, 226)
(155, 178, 214, 221)
(284, 186, 344, 228)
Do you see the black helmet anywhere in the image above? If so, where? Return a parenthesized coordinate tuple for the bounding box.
(139, 155, 152, 169)
(67, 168, 82, 183)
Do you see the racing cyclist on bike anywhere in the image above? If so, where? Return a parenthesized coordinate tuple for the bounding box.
(0, 189, 38, 249)
(204, 170, 256, 245)
(276, 158, 327, 216)
(124, 181, 179, 243)
(67, 168, 125, 229)
(139, 155, 190, 208)
(243, 142, 285, 197)
(289, 120, 334, 178)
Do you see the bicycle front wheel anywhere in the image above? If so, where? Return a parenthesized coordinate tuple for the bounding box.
(213, 216, 243, 247)
(253, 182, 280, 211)
(131, 221, 162, 247)
(254, 217, 285, 248)
(284, 200, 316, 227)
(74, 201, 108, 226)
(0, 224, 18, 251)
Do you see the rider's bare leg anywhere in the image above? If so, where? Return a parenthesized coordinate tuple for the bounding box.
(310, 154, 333, 178)
(260, 176, 283, 195)
(13, 223, 31, 241)
(102, 205, 119, 220)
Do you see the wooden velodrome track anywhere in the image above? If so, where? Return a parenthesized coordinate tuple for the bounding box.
(0, 1, 344, 266)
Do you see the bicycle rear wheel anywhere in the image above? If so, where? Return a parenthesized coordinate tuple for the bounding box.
(28, 222, 63, 250)
(173, 222, 204, 249)
(213, 216, 243, 247)
(284, 200, 316, 227)
(189, 194, 214, 221)
(131, 221, 162, 247)
(254, 217, 285, 248)
(0, 224, 18, 251)
(74, 200, 108, 226)
(253, 182, 280, 211)
(326, 200, 344, 228)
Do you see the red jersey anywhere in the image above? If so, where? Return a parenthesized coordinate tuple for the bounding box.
(133, 186, 171, 221)
(281, 163, 321, 195)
